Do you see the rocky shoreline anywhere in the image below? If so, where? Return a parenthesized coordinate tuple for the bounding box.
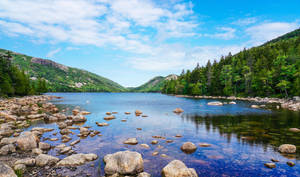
(172, 95, 300, 111)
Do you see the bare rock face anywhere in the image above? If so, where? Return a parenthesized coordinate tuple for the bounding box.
(31, 57, 69, 72)
(35, 154, 59, 167)
(56, 153, 98, 166)
(278, 144, 296, 153)
(104, 151, 144, 175)
(161, 160, 198, 177)
(16, 131, 39, 151)
(181, 142, 197, 154)
(0, 162, 17, 177)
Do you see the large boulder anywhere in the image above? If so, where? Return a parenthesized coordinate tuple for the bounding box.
(0, 144, 16, 155)
(161, 160, 197, 177)
(57, 153, 97, 166)
(104, 151, 144, 175)
(35, 154, 59, 167)
(16, 131, 39, 151)
(278, 144, 296, 153)
(180, 142, 197, 154)
(0, 162, 17, 177)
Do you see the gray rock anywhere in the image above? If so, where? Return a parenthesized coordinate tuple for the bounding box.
(123, 138, 138, 145)
(57, 122, 67, 129)
(138, 172, 151, 177)
(162, 160, 197, 177)
(0, 162, 17, 177)
(35, 154, 59, 167)
(278, 144, 296, 153)
(39, 142, 51, 150)
(32, 148, 43, 155)
(264, 163, 276, 168)
(56, 153, 98, 166)
(0, 144, 16, 155)
(16, 131, 39, 151)
(181, 142, 197, 154)
(104, 151, 144, 175)
(207, 101, 223, 106)
(15, 158, 35, 166)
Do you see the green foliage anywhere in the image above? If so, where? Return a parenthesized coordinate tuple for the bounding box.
(162, 28, 300, 98)
(0, 51, 46, 97)
(130, 76, 166, 92)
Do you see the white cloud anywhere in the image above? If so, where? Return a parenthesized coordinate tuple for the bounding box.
(46, 48, 61, 58)
(205, 27, 236, 40)
(232, 17, 257, 26)
(245, 22, 299, 46)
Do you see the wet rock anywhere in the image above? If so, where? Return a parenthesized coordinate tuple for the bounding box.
(61, 135, 72, 143)
(175, 134, 182, 138)
(287, 161, 295, 167)
(66, 120, 73, 126)
(124, 138, 138, 145)
(31, 127, 54, 133)
(229, 101, 236, 104)
(80, 111, 91, 115)
(0, 144, 16, 155)
(73, 115, 86, 122)
(160, 154, 168, 158)
(162, 160, 197, 177)
(137, 128, 142, 130)
(140, 144, 150, 149)
(151, 140, 158, 145)
(70, 139, 80, 146)
(39, 142, 51, 150)
(125, 112, 131, 115)
(60, 128, 72, 135)
(49, 138, 59, 141)
(104, 115, 116, 120)
(80, 127, 90, 136)
(60, 146, 72, 154)
(57, 153, 98, 166)
(181, 142, 197, 154)
(72, 109, 80, 116)
(199, 143, 211, 147)
(57, 122, 67, 129)
(207, 101, 223, 106)
(0, 162, 17, 177)
(121, 119, 127, 122)
(15, 158, 35, 166)
(16, 131, 39, 151)
(173, 108, 184, 114)
(27, 113, 47, 119)
(152, 135, 165, 139)
(271, 158, 279, 162)
(106, 112, 112, 115)
(289, 128, 300, 133)
(264, 163, 276, 168)
(104, 151, 144, 175)
(135, 110, 142, 116)
(152, 152, 159, 156)
(96, 122, 109, 126)
(137, 172, 151, 177)
(35, 154, 59, 167)
(251, 105, 260, 109)
(166, 140, 173, 143)
(278, 144, 296, 153)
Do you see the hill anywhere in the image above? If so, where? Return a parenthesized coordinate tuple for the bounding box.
(0, 49, 127, 92)
(162, 28, 300, 98)
(130, 74, 177, 92)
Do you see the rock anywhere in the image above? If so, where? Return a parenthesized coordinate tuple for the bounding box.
(287, 161, 295, 167)
(278, 144, 296, 153)
(80, 111, 91, 115)
(80, 127, 90, 136)
(106, 112, 112, 115)
(70, 139, 80, 146)
(31, 127, 54, 133)
(140, 144, 150, 149)
(0, 144, 16, 155)
(137, 128, 142, 130)
(151, 140, 158, 145)
(166, 140, 173, 143)
(271, 158, 279, 162)
(57, 153, 98, 166)
(60, 146, 72, 154)
(72, 109, 80, 116)
(251, 105, 260, 109)
(32, 148, 43, 155)
(60, 128, 71, 135)
(142, 115, 148, 117)
(121, 119, 127, 122)
(135, 110, 142, 116)
(104, 115, 115, 120)
(96, 122, 109, 126)
(39, 142, 51, 150)
(27, 113, 46, 119)
(0, 162, 17, 177)
(152, 152, 159, 156)
(57, 122, 67, 129)
(124, 138, 138, 145)
(160, 154, 168, 158)
(35, 154, 59, 167)
(16, 131, 39, 151)
(229, 101, 236, 104)
(173, 108, 184, 114)
(73, 115, 86, 122)
(175, 134, 182, 138)
(125, 112, 131, 115)
(15, 158, 35, 166)
(181, 142, 197, 154)
(199, 143, 211, 147)
(289, 128, 300, 133)
(104, 151, 144, 175)
(14, 164, 26, 173)
(138, 172, 151, 177)
(207, 101, 223, 106)
(264, 163, 276, 168)
(152, 135, 165, 139)
(162, 160, 197, 177)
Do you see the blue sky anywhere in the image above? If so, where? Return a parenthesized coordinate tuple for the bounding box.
(0, 0, 299, 87)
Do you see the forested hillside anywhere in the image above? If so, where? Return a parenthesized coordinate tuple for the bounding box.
(0, 52, 47, 97)
(130, 75, 177, 92)
(0, 49, 127, 92)
(162, 28, 300, 98)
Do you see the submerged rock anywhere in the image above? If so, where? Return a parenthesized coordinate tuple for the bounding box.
(96, 122, 109, 126)
(161, 160, 197, 177)
(181, 142, 197, 154)
(287, 161, 295, 167)
(104, 115, 116, 120)
(264, 163, 276, 168)
(123, 138, 138, 145)
(199, 143, 211, 147)
(57, 153, 97, 166)
(207, 101, 223, 106)
(278, 144, 296, 153)
(104, 151, 144, 175)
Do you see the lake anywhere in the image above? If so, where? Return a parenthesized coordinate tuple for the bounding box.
(30, 93, 299, 176)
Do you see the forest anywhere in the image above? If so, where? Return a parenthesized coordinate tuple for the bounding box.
(0, 52, 47, 97)
(162, 29, 300, 98)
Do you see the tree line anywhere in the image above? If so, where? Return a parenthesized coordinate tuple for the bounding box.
(162, 34, 300, 98)
(0, 52, 47, 97)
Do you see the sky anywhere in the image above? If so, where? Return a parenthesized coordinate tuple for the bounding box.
(0, 0, 299, 87)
